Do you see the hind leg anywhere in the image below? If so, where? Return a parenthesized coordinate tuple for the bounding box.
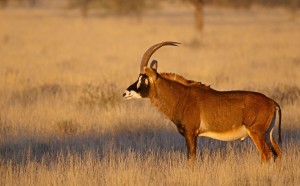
(248, 131, 272, 161)
(269, 128, 282, 160)
(266, 111, 281, 160)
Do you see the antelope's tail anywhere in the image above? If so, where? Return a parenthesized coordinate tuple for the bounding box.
(269, 101, 282, 159)
(275, 102, 282, 144)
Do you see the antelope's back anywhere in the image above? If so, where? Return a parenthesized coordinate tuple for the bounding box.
(194, 89, 274, 132)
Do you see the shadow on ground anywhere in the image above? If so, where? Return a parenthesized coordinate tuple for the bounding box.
(0, 126, 298, 165)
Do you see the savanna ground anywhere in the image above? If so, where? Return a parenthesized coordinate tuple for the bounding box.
(1, 3, 300, 185)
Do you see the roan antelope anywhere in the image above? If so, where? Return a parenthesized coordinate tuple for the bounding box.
(123, 41, 282, 162)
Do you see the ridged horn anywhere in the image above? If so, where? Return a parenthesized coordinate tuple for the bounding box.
(140, 41, 180, 74)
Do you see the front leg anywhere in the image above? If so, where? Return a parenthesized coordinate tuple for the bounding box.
(185, 132, 197, 162)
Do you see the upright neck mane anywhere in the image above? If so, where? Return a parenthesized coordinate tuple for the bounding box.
(160, 72, 211, 90)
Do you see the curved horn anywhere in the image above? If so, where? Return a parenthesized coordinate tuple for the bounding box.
(140, 41, 180, 74)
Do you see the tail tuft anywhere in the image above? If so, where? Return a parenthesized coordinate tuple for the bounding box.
(275, 102, 282, 144)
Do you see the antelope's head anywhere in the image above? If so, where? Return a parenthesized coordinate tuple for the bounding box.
(123, 41, 180, 99)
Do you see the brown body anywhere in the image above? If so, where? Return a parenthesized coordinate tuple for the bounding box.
(124, 41, 282, 162)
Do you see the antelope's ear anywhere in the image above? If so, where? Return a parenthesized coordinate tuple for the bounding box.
(150, 60, 158, 72)
(145, 67, 157, 81)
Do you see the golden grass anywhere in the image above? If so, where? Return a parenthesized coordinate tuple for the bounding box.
(0, 5, 300, 185)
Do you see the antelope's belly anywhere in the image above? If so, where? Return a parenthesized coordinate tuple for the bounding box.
(198, 125, 248, 141)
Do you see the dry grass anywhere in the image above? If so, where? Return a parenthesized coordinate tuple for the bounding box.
(0, 5, 300, 185)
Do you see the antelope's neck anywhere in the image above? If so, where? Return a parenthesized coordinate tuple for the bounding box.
(149, 77, 188, 121)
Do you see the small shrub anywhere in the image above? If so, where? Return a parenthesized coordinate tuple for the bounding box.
(78, 83, 120, 109)
(0, 0, 8, 8)
(57, 119, 78, 136)
(0, 117, 12, 140)
(10, 84, 62, 106)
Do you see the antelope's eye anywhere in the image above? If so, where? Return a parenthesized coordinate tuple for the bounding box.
(144, 78, 149, 85)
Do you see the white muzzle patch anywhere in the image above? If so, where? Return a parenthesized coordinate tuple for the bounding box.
(123, 90, 142, 99)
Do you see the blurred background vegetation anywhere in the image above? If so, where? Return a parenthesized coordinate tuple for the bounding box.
(1, 0, 299, 9)
(0, 0, 299, 32)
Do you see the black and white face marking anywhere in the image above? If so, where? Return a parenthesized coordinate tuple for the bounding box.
(123, 74, 150, 99)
